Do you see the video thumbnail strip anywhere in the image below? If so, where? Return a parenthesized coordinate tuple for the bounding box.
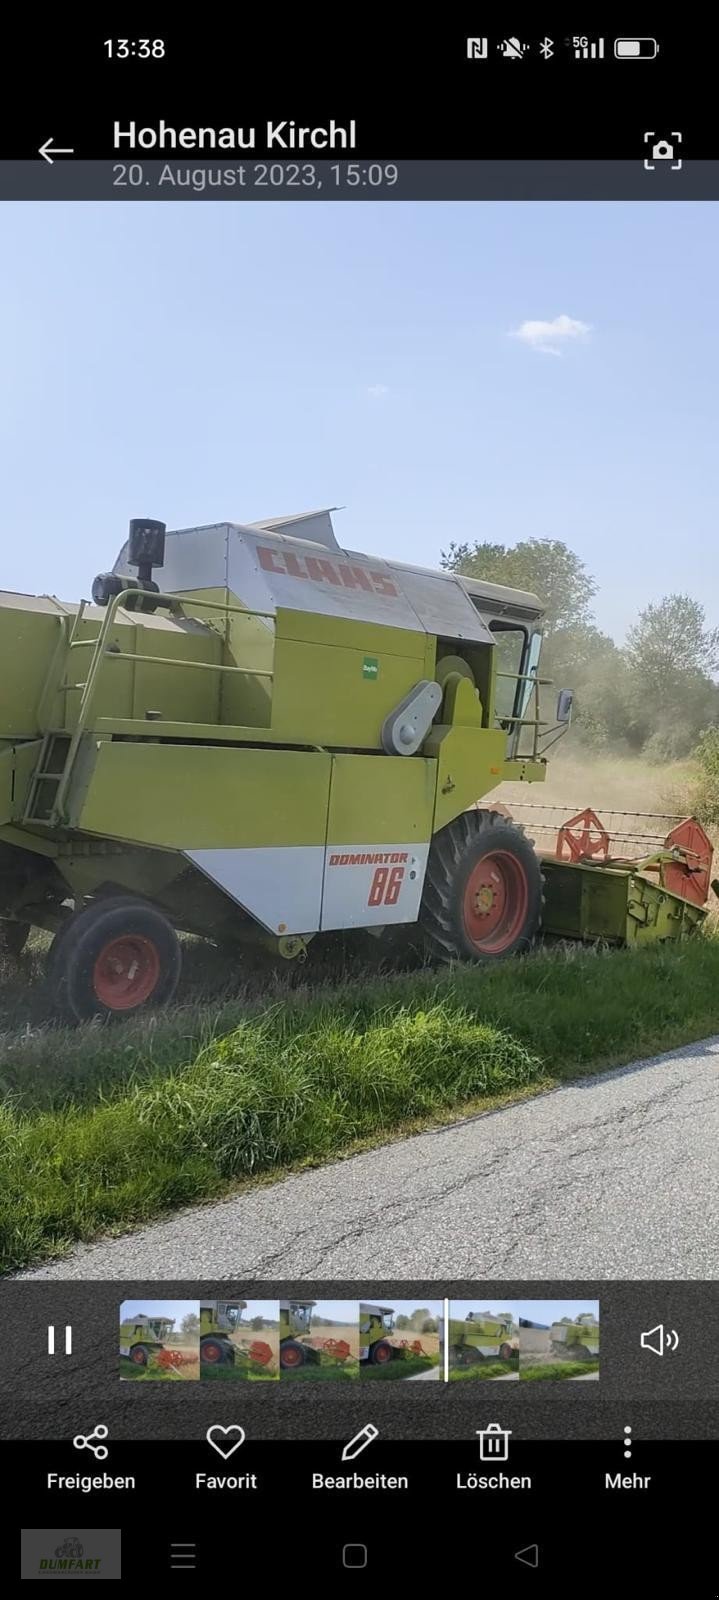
(119, 1297, 600, 1383)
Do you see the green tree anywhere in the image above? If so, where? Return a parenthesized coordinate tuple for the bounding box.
(394, 1314, 409, 1330)
(625, 596, 719, 757)
(182, 1313, 199, 1335)
(250, 1316, 265, 1330)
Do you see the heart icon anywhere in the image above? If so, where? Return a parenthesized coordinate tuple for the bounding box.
(206, 1425, 246, 1459)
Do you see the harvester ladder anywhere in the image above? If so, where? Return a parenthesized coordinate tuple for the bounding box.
(23, 733, 73, 823)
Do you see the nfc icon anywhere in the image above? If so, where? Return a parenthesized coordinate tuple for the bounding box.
(640, 1323, 679, 1357)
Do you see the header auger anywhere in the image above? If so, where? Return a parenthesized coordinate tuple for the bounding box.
(0, 507, 710, 1020)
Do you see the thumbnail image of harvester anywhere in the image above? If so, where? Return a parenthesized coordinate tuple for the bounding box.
(550, 1312, 600, 1360)
(448, 1310, 518, 1367)
(199, 1300, 274, 1371)
(359, 1304, 433, 1366)
(279, 1299, 353, 1369)
(119, 1313, 176, 1368)
(0, 508, 713, 1019)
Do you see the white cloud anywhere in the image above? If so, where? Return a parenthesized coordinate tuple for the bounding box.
(366, 383, 389, 397)
(510, 314, 591, 356)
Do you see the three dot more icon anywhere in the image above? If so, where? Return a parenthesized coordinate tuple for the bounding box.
(623, 1426, 632, 1460)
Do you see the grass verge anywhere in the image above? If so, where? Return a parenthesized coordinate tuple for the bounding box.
(361, 1354, 438, 1379)
(449, 1361, 518, 1381)
(520, 1361, 600, 1381)
(2, 935, 719, 1272)
(201, 1364, 277, 1381)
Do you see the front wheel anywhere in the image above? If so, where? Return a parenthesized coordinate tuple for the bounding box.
(369, 1340, 393, 1366)
(201, 1339, 234, 1367)
(48, 897, 182, 1022)
(420, 810, 543, 961)
(280, 1340, 307, 1371)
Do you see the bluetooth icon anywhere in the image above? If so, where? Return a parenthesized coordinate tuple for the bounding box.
(540, 37, 554, 59)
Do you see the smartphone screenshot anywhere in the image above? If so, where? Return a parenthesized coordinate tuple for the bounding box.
(1, 22, 717, 1583)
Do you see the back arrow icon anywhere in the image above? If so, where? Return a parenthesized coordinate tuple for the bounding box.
(39, 139, 75, 164)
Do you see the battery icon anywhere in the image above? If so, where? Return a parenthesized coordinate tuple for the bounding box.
(614, 38, 658, 58)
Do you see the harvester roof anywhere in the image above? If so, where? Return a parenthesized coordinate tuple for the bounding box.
(111, 510, 544, 642)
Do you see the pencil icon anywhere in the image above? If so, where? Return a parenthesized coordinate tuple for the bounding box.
(341, 1424, 379, 1462)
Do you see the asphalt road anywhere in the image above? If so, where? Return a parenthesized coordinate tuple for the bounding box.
(16, 1035, 719, 1281)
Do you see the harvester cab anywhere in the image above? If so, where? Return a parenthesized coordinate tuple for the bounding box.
(0, 504, 709, 1021)
(359, 1303, 398, 1366)
(279, 1299, 320, 1370)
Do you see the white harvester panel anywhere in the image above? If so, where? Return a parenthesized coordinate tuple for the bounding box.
(321, 842, 429, 929)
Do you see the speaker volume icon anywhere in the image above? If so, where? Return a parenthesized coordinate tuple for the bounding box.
(640, 1323, 679, 1356)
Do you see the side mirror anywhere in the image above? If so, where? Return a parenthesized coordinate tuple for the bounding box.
(556, 688, 574, 725)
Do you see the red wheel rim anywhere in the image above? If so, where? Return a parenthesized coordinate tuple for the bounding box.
(131, 1347, 146, 1365)
(281, 1344, 303, 1369)
(374, 1342, 392, 1364)
(93, 934, 161, 1009)
(202, 1342, 224, 1364)
(463, 850, 529, 954)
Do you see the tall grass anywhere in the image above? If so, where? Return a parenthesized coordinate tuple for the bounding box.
(0, 997, 539, 1272)
(2, 935, 719, 1272)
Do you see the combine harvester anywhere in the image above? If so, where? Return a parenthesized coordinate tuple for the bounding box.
(0, 508, 713, 1018)
(448, 1309, 518, 1367)
(279, 1299, 352, 1369)
(359, 1303, 433, 1366)
(119, 1311, 194, 1372)
(549, 1311, 600, 1361)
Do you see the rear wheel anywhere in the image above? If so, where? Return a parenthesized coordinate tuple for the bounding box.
(499, 1342, 514, 1362)
(420, 810, 543, 961)
(49, 898, 182, 1022)
(369, 1340, 393, 1366)
(130, 1345, 149, 1367)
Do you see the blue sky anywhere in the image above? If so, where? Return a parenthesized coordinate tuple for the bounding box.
(3, 201, 718, 641)
(120, 1300, 198, 1321)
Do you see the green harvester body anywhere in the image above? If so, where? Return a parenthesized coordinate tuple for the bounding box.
(449, 1310, 518, 1364)
(550, 1312, 600, 1359)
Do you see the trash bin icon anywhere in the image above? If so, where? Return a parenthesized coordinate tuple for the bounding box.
(476, 1422, 512, 1461)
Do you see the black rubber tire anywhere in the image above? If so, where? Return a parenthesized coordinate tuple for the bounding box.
(49, 897, 182, 1022)
(201, 1338, 233, 1367)
(0, 921, 30, 958)
(280, 1340, 307, 1371)
(499, 1342, 514, 1362)
(369, 1340, 394, 1366)
(420, 809, 543, 961)
(130, 1345, 149, 1367)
